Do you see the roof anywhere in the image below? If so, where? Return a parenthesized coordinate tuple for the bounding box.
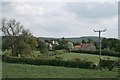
(74, 44, 90, 48)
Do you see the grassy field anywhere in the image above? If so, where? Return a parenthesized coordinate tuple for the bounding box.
(2, 62, 119, 78)
(1, 50, 118, 64)
(49, 52, 118, 64)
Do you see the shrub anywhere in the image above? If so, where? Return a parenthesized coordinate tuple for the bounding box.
(16, 41, 32, 57)
(99, 59, 115, 71)
(73, 58, 81, 62)
(72, 50, 120, 57)
(2, 56, 95, 69)
(55, 56, 63, 60)
(47, 50, 64, 57)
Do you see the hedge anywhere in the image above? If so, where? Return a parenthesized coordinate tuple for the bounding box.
(2, 55, 95, 69)
(72, 50, 120, 57)
(99, 59, 115, 71)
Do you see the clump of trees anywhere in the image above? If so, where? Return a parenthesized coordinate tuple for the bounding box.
(56, 37, 68, 50)
(102, 38, 120, 52)
(37, 39, 48, 54)
(1, 18, 38, 57)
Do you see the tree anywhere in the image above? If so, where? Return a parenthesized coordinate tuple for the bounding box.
(0, 18, 32, 56)
(115, 40, 120, 52)
(101, 38, 119, 51)
(28, 37, 38, 50)
(87, 38, 93, 43)
(58, 38, 68, 50)
(1, 36, 11, 50)
(101, 38, 108, 49)
(82, 40, 86, 43)
(37, 40, 48, 54)
(16, 40, 32, 57)
(66, 42, 73, 52)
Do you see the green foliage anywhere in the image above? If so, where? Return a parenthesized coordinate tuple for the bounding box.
(102, 38, 120, 52)
(99, 59, 115, 71)
(82, 40, 86, 43)
(2, 56, 95, 69)
(47, 50, 64, 58)
(1, 18, 38, 56)
(2, 49, 12, 56)
(49, 52, 118, 64)
(2, 37, 11, 51)
(55, 56, 63, 60)
(28, 37, 38, 50)
(57, 38, 68, 50)
(66, 42, 73, 52)
(16, 41, 32, 57)
(87, 38, 93, 43)
(37, 40, 48, 54)
(72, 50, 120, 57)
(115, 41, 120, 52)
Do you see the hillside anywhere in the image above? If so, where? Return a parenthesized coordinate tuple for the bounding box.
(39, 36, 104, 43)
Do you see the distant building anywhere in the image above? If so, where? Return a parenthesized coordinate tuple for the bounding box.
(73, 43, 96, 51)
(49, 44, 53, 50)
(47, 40, 59, 50)
(52, 40, 59, 45)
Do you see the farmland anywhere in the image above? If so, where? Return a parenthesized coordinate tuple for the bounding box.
(2, 62, 118, 78)
(2, 51, 119, 78)
(48, 52, 118, 64)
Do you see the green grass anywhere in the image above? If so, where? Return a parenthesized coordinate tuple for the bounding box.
(49, 52, 118, 64)
(2, 62, 118, 78)
(32, 50, 41, 57)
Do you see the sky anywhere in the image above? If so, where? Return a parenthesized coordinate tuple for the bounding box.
(0, 0, 119, 38)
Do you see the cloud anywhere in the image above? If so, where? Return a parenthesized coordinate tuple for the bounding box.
(1, 0, 119, 2)
(10, 3, 44, 16)
(2, 2, 118, 38)
(65, 2, 117, 18)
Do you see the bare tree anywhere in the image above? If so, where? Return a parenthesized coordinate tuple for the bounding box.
(1, 18, 23, 36)
(0, 18, 29, 56)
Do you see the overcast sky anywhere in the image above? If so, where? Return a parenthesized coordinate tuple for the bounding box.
(1, 1, 118, 38)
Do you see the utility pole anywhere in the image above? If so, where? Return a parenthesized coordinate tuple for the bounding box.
(93, 29, 106, 70)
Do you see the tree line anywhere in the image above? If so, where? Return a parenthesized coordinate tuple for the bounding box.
(1, 18, 120, 57)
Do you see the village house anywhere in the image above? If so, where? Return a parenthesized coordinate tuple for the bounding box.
(48, 40, 59, 50)
(52, 40, 59, 45)
(73, 43, 96, 51)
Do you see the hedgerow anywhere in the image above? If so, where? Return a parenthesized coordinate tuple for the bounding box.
(2, 55, 95, 69)
(72, 50, 120, 57)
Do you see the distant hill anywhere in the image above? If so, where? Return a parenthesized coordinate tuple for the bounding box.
(39, 36, 104, 43)
(65, 36, 104, 43)
(39, 37, 56, 41)
(0, 36, 104, 43)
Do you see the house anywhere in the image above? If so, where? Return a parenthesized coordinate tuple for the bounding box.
(73, 43, 96, 51)
(52, 40, 59, 45)
(47, 40, 59, 50)
(49, 43, 53, 50)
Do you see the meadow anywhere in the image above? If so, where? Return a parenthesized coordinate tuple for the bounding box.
(2, 62, 118, 78)
(1, 50, 119, 78)
(49, 52, 118, 64)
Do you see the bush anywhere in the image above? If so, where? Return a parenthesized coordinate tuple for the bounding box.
(16, 41, 32, 57)
(72, 50, 120, 57)
(55, 56, 63, 60)
(99, 59, 115, 71)
(2, 56, 95, 69)
(47, 50, 64, 57)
